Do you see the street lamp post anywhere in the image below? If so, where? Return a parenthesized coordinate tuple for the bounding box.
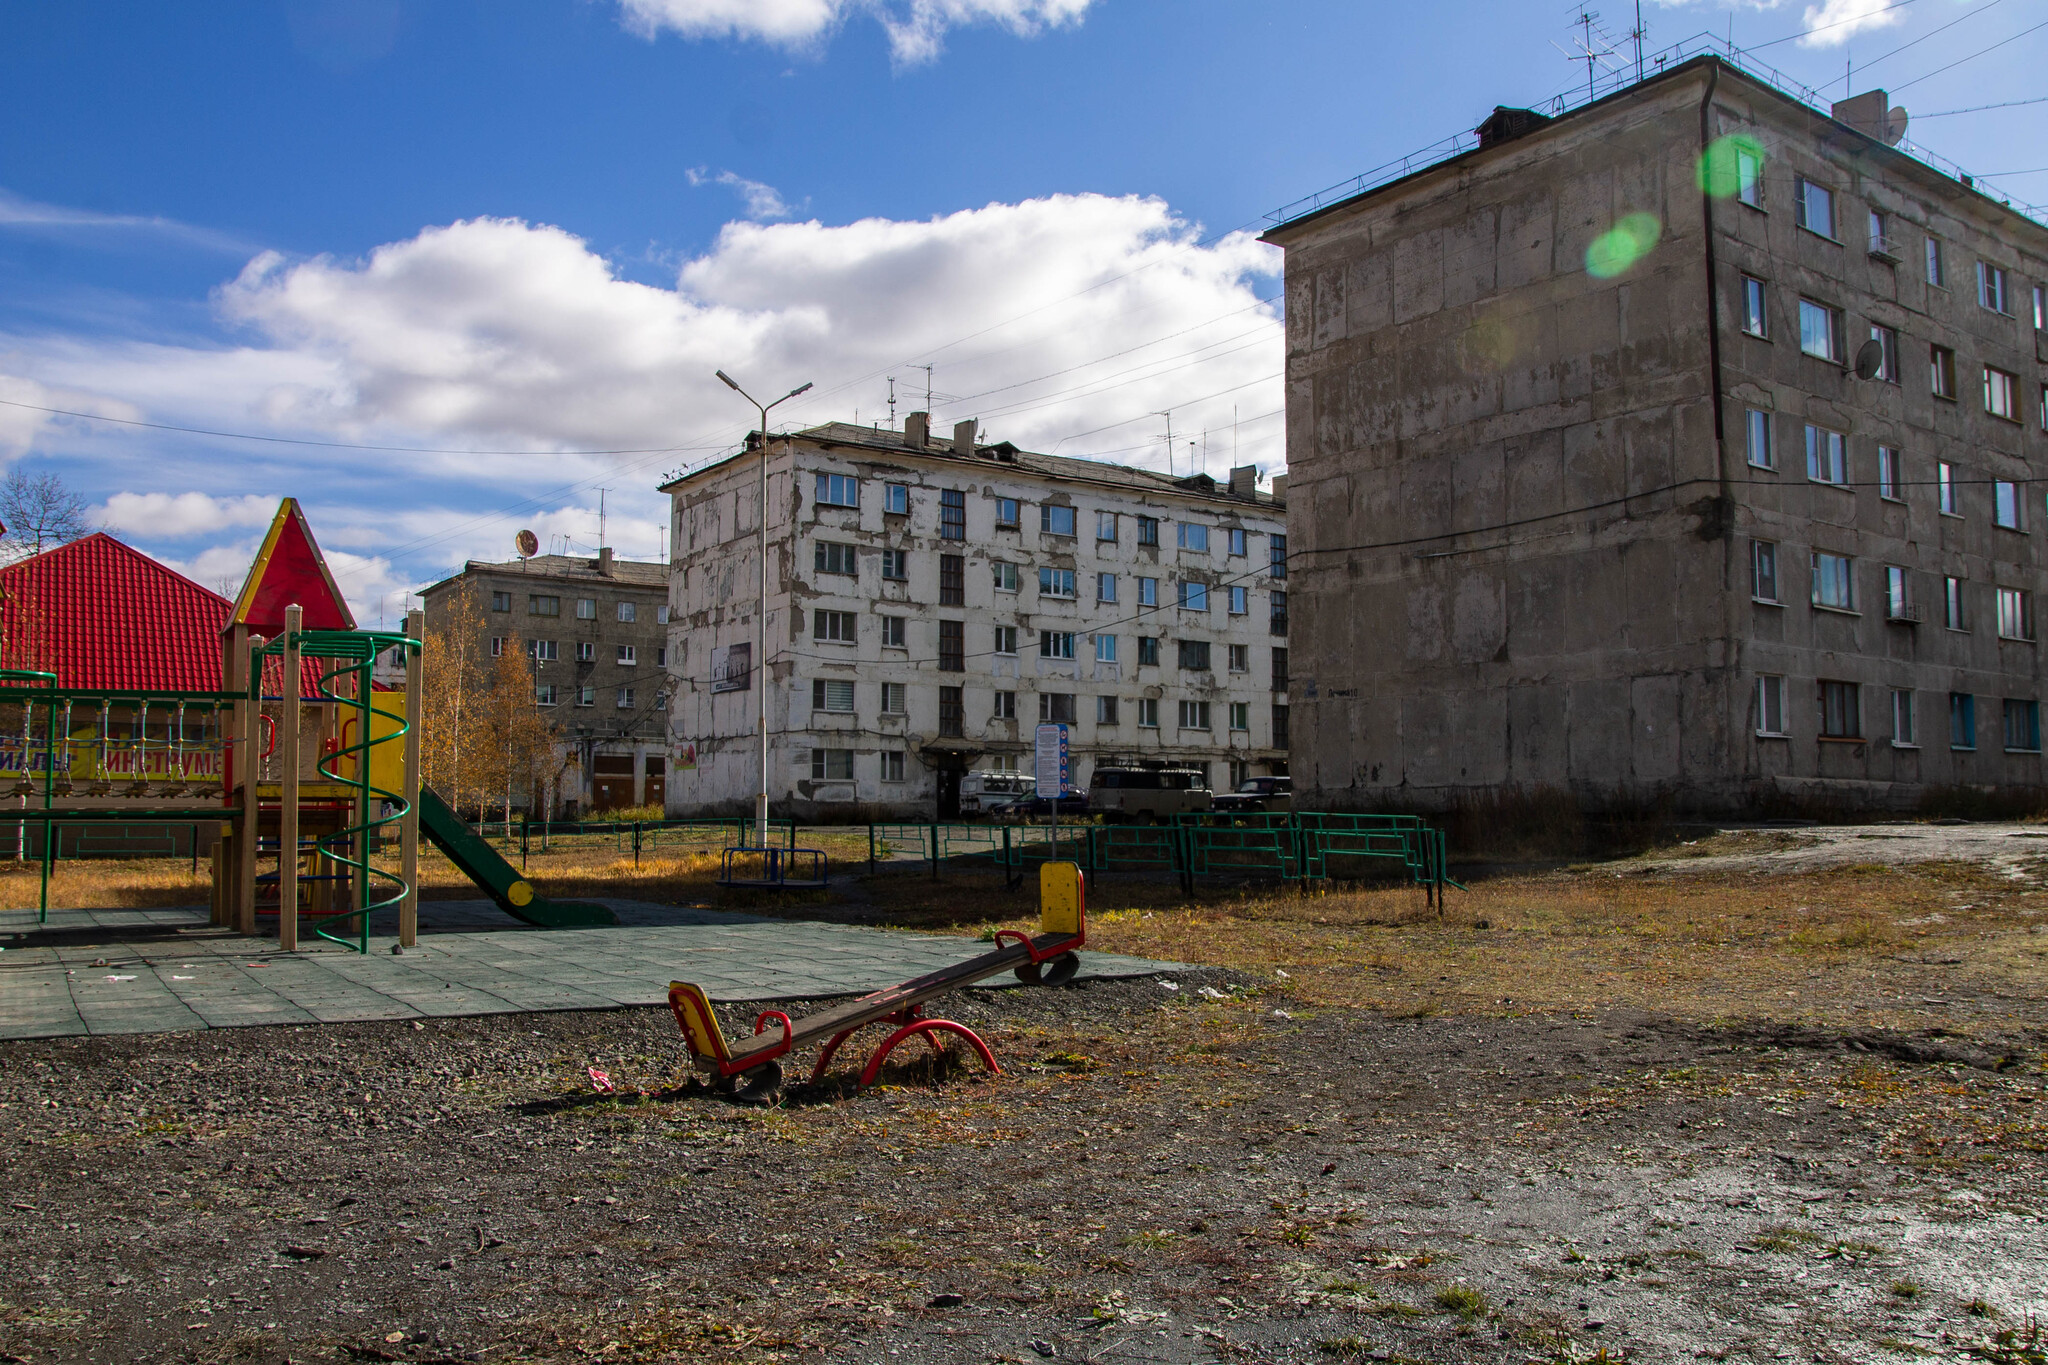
(715, 370, 813, 847)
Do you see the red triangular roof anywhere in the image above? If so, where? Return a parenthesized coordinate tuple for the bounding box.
(229, 498, 355, 636)
(0, 534, 231, 691)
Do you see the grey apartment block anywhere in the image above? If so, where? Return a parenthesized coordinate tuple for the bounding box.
(661, 415, 1289, 820)
(1263, 56, 2048, 814)
(419, 549, 673, 814)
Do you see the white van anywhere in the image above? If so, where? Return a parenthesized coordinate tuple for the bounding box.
(960, 770, 1030, 817)
(1087, 767, 1212, 822)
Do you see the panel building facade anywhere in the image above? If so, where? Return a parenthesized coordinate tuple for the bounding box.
(1264, 55, 2048, 814)
(661, 415, 1289, 819)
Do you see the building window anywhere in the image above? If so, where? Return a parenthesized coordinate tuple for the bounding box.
(1751, 540, 1779, 603)
(1137, 576, 1158, 607)
(1998, 587, 2033, 641)
(535, 683, 558, 707)
(1136, 515, 1159, 546)
(940, 489, 966, 540)
(1269, 533, 1287, 579)
(1819, 680, 1860, 739)
(1886, 565, 1911, 621)
(1892, 690, 1916, 747)
(1179, 581, 1209, 612)
(1094, 634, 1118, 664)
(1228, 585, 1248, 615)
(1228, 527, 1247, 556)
(811, 749, 855, 781)
(1805, 425, 1847, 484)
(576, 598, 596, 619)
(1798, 298, 1842, 362)
(881, 750, 906, 782)
(1177, 522, 1209, 553)
(1794, 177, 1835, 238)
(657, 605, 670, 624)
(881, 548, 907, 581)
(994, 497, 1019, 529)
(528, 639, 558, 661)
(881, 682, 906, 715)
(2005, 699, 2041, 753)
(1740, 275, 1768, 336)
(1938, 461, 1959, 516)
(490, 636, 505, 657)
(881, 615, 906, 648)
(529, 594, 560, 617)
(1178, 640, 1211, 671)
(992, 561, 1019, 593)
(1096, 695, 1119, 725)
(884, 482, 909, 515)
(815, 541, 857, 576)
(1096, 572, 1117, 604)
(616, 687, 635, 709)
(1926, 237, 1946, 288)
(616, 644, 635, 664)
(1137, 698, 1160, 729)
(1996, 480, 2025, 530)
(1869, 324, 1899, 384)
(811, 679, 855, 713)
(1272, 646, 1289, 691)
(1946, 576, 1967, 631)
(815, 472, 859, 508)
(814, 610, 857, 644)
(1039, 692, 1076, 724)
(939, 686, 963, 737)
(1951, 693, 1976, 750)
(1041, 504, 1077, 537)
(1269, 590, 1288, 636)
(1811, 551, 1855, 611)
(1877, 446, 1901, 500)
(1931, 344, 1957, 399)
(1272, 703, 1290, 748)
(1756, 675, 1787, 737)
(1228, 643, 1249, 672)
(1097, 511, 1117, 542)
(1986, 366, 2020, 421)
(1177, 699, 1212, 731)
(1867, 208, 1892, 256)
(656, 646, 667, 667)
(1039, 630, 1075, 660)
(1745, 409, 1774, 469)
(941, 554, 966, 606)
(1979, 261, 2012, 315)
(939, 620, 964, 671)
(1228, 701, 1250, 732)
(1038, 567, 1076, 599)
(1137, 636, 1160, 666)
(1735, 144, 1763, 207)
(490, 591, 511, 613)
(993, 624, 1018, 655)
(577, 686, 595, 707)
(616, 600, 637, 623)
(2037, 283, 2047, 330)
(993, 690, 1016, 720)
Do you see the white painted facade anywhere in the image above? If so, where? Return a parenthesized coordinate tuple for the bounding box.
(661, 418, 1290, 819)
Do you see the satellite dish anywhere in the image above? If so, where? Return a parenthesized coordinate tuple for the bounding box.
(1853, 338, 1885, 382)
(515, 529, 539, 558)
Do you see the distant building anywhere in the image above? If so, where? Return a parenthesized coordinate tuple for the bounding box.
(1263, 54, 2048, 813)
(660, 415, 1289, 820)
(419, 549, 671, 814)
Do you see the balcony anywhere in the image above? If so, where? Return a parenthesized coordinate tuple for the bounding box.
(1868, 234, 1900, 263)
(1885, 602, 1922, 625)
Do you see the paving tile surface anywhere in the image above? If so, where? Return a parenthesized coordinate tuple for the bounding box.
(0, 899, 1180, 1039)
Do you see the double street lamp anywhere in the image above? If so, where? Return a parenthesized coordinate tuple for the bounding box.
(715, 370, 813, 847)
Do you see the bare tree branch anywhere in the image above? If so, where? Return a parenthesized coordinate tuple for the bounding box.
(0, 470, 93, 559)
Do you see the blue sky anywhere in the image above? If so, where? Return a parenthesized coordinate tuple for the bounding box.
(1, 0, 2040, 621)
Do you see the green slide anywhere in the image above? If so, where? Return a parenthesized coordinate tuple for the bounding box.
(416, 787, 617, 928)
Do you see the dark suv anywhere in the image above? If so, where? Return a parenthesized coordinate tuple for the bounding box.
(1210, 775, 1292, 814)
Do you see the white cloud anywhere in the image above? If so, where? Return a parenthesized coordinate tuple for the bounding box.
(686, 168, 796, 220)
(0, 188, 255, 254)
(1646, 0, 1907, 47)
(0, 373, 143, 459)
(98, 491, 280, 539)
(615, 0, 1093, 63)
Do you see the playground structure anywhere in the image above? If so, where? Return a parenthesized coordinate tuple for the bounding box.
(1, 499, 611, 944)
(669, 860, 1090, 1096)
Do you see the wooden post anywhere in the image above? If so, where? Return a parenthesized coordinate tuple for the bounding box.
(401, 608, 422, 948)
(235, 632, 262, 935)
(278, 606, 302, 951)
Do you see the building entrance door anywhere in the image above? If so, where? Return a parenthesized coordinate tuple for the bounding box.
(936, 769, 961, 820)
(591, 754, 635, 811)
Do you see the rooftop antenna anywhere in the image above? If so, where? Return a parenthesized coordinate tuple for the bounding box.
(1154, 409, 1174, 477)
(886, 377, 898, 429)
(916, 364, 934, 417)
(1557, 6, 1619, 104)
(597, 487, 612, 550)
(1630, 0, 1645, 82)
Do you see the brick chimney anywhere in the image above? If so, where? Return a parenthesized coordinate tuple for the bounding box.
(1227, 464, 1258, 500)
(904, 411, 929, 447)
(597, 547, 615, 576)
(953, 419, 977, 455)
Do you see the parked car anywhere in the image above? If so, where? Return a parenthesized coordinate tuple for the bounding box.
(1086, 766, 1212, 822)
(1211, 775, 1292, 815)
(988, 791, 1091, 820)
(960, 770, 1031, 817)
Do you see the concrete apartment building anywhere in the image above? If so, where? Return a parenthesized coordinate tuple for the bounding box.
(660, 415, 1289, 819)
(1265, 52, 2048, 814)
(419, 549, 673, 814)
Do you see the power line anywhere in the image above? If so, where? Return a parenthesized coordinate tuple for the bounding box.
(1831, 0, 2005, 79)
(1914, 94, 2048, 117)
(1741, 0, 1922, 51)
(1893, 15, 2048, 92)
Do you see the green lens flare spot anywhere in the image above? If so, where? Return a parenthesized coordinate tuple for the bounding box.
(1585, 213, 1663, 279)
(508, 881, 534, 907)
(1697, 134, 1764, 199)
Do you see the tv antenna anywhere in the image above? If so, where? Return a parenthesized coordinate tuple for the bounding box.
(1629, 0, 1647, 82)
(886, 376, 898, 429)
(1555, 6, 1621, 103)
(1154, 410, 1174, 477)
(915, 364, 934, 416)
(597, 487, 612, 549)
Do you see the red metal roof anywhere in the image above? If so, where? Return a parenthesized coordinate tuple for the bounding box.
(0, 533, 230, 691)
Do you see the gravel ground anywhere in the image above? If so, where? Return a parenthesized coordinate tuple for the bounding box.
(3, 968, 2045, 1365)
